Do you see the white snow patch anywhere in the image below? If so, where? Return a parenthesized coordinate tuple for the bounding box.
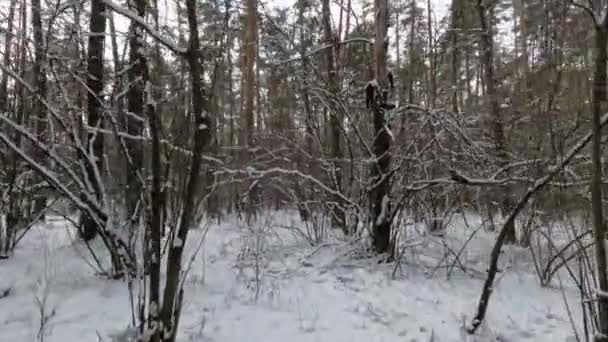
(145, 81, 155, 106)
(0, 211, 584, 342)
(173, 237, 183, 248)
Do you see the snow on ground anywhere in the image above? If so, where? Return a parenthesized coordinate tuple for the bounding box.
(0, 211, 582, 342)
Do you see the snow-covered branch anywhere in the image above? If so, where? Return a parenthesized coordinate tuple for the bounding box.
(272, 38, 373, 65)
(102, 0, 187, 55)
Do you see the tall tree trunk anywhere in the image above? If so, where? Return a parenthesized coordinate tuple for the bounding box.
(242, 0, 258, 221)
(408, 0, 416, 104)
(340, 0, 352, 70)
(371, 0, 392, 255)
(395, 9, 401, 106)
(80, 0, 107, 242)
(109, 12, 122, 112)
(591, 20, 608, 342)
(476, 0, 515, 242)
(449, 0, 461, 113)
(123, 0, 162, 334)
(4, 0, 26, 255)
(255, 29, 262, 135)
(125, 0, 145, 223)
(158, 0, 212, 338)
(426, 0, 436, 107)
(226, 3, 237, 214)
(322, 0, 346, 233)
(32, 0, 47, 217)
(513, 0, 530, 100)
(299, 0, 314, 156)
(296, 0, 315, 222)
(464, 41, 472, 109)
(0, 0, 16, 112)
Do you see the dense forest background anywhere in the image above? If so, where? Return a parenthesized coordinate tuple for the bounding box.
(3, 0, 608, 341)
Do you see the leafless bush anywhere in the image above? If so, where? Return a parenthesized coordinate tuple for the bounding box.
(34, 244, 58, 342)
(277, 209, 331, 246)
(235, 215, 276, 302)
(0, 168, 50, 258)
(526, 210, 593, 287)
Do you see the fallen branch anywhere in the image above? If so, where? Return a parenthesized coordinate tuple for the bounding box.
(467, 110, 608, 334)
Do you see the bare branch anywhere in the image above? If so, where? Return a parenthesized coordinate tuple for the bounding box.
(571, 0, 599, 24)
(271, 38, 372, 65)
(102, 0, 186, 55)
(469, 110, 608, 334)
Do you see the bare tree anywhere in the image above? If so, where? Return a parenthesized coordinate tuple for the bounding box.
(156, 0, 212, 338)
(321, 0, 346, 233)
(241, 0, 258, 221)
(588, 2, 608, 339)
(80, 0, 107, 242)
(369, 0, 393, 254)
(124, 0, 145, 226)
(0, 0, 16, 112)
(32, 0, 48, 216)
(475, 0, 515, 243)
(449, 0, 461, 113)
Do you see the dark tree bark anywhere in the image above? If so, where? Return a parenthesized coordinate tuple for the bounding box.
(32, 0, 48, 216)
(293, 0, 315, 222)
(299, 0, 314, 157)
(109, 12, 123, 114)
(591, 16, 608, 342)
(125, 0, 145, 225)
(426, 0, 436, 107)
(371, 0, 392, 254)
(80, 0, 107, 242)
(124, 0, 162, 334)
(408, 0, 417, 104)
(322, 0, 346, 233)
(241, 0, 258, 222)
(157, 0, 212, 339)
(226, 2, 238, 214)
(476, 0, 515, 243)
(449, 0, 461, 113)
(1, 0, 20, 256)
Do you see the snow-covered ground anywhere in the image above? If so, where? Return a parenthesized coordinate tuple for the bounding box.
(0, 211, 581, 341)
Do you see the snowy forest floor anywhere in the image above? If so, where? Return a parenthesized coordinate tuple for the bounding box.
(0, 210, 582, 342)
